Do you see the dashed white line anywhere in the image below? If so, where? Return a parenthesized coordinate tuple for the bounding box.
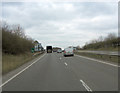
(75, 54, 119, 67)
(64, 62, 68, 66)
(80, 79, 92, 92)
(60, 57, 62, 60)
(0, 53, 46, 88)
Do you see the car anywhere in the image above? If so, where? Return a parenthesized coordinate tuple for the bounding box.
(64, 47, 74, 57)
(57, 49, 62, 53)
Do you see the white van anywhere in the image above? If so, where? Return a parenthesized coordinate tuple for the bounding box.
(64, 47, 74, 57)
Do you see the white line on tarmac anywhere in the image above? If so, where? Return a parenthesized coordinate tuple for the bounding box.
(0, 53, 46, 88)
(60, 57, 62, 60)
(75, 54, 119, 67)
(80, 79, 92, 92)
(64, 62, 68, 66)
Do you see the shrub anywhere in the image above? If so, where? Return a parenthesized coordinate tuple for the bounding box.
(2, 22, 34, 54)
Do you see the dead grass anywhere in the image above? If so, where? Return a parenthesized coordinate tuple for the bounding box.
(82, 47, 119, 51)
(74, 52, 119, 63)
(2, 52, 44, 75)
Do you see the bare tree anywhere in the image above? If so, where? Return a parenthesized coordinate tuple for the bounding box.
(98, 36, 104, 42)
(76, 45, 81, 50)
(12, 24, 25, 38)
(2, 22, 34, 54)
(105, 33, 117, 41)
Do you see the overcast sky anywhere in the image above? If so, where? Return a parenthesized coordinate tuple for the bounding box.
(2, 1, 118, 49)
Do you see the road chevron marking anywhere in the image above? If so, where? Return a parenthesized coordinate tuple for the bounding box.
(0, 53, 46, 88)
(80, 80, 92, 92)
(75, 54, 119, 67)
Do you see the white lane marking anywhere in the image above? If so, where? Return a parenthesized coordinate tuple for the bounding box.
(64, 62, 68, 66)
(80, 80, 92, 92)
(75, 54, 119, 67)
(60, 57, 62, 60)
(0, 53, 46, 88)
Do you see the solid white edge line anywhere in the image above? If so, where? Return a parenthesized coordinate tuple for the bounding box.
(80, 80, 92, 92)
(0, 53, 46, 88)
(75, 54, 119, 67)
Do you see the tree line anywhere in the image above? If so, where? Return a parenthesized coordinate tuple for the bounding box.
(2, 22, 34, 54)
(82, 33, 120, 50)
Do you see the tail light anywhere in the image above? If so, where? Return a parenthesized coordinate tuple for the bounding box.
(64, 51, 66, 53)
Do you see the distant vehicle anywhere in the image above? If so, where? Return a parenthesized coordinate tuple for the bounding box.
(53, 47, 61, 52)
(53, 50, 57, 52)
(64, 47, 74, 57)
(46, 46, 52, 53)
(57, 49, 62, 53)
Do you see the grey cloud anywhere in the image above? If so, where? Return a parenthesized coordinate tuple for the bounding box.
(74, 2, 117, 18)
(2, 2, 118, 48)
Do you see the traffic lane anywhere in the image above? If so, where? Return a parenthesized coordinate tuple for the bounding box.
(39, 53, 86, 91)
(3, 53, 86, 91)
(3, 53, 46, 83)
(61, 54, 118, 91)
(2, 53, 48, 91)
(54, 53, 93, 91)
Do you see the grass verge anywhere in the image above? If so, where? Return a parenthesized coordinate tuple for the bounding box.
(81, 47, 118, 51)
(2, 52, 44, 75)
(74, 52, 119, 63)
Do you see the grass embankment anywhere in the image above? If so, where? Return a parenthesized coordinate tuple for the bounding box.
(2, 52, 44, 75)
(82, 47, 118, 51)
(74, 52, 119, 63)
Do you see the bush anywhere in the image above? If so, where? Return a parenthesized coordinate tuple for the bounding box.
(83, 33, 119, 50)
(2, 22, 34, 54)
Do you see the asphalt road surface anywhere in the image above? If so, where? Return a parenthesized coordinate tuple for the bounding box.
(2, 53, 118, 91)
